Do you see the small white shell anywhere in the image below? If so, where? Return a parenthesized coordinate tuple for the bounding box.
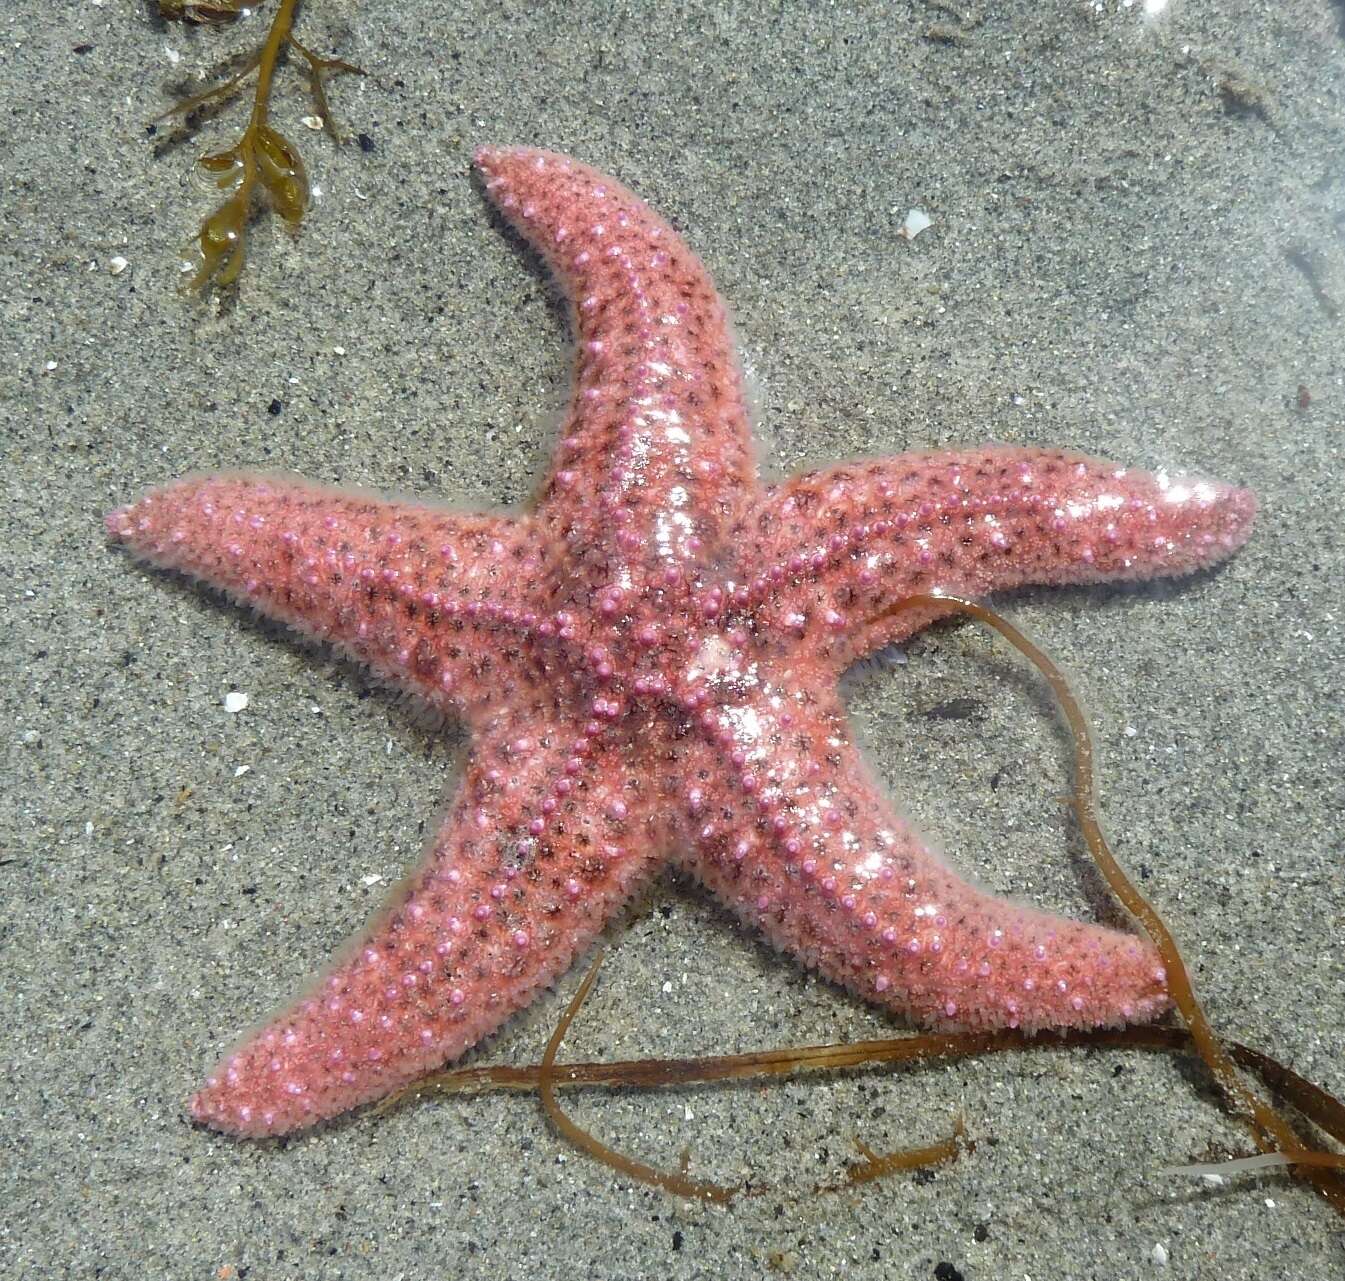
(898, 208, 933, 240)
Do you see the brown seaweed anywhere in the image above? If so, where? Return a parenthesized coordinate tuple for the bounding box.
(154, 0, 364, 290)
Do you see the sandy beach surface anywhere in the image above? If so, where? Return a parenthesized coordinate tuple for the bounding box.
(3, 2, 1343, 1277)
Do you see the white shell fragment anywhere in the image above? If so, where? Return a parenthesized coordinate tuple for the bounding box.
(898, 208, 933, 240)
(223, 691, 250, 714)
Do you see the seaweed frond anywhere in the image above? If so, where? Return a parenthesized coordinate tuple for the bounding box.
(154, 0, 366, 292)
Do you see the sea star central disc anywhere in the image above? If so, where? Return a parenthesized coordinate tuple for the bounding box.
(108, 147, 1255, 1137)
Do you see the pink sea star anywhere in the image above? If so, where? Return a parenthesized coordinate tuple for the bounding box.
(108, 147, 1256, 1138)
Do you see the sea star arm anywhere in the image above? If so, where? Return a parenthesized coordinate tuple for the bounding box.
(475, 147, 757, 581)
(189, 706, 668, 1136)
(734, 447, 1256, 671)
(677, 677, 1167, 1033)
(106, 472, 546, 717)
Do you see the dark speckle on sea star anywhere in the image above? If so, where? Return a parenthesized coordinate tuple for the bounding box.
(107, 146, 1256, 1137)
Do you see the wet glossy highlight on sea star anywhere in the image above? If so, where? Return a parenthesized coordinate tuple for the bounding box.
(107, 147, 1255, 1137)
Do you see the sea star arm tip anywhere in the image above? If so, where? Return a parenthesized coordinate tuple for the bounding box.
(472, 145, 758, 582)
(678, 683, 1170, 1036)
(107, 470, 545, 715)
(736, 448, 1255, 669)
(189, 719, 667, 1137)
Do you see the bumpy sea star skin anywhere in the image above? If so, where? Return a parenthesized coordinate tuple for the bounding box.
(107, 147, 1256, 1138)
